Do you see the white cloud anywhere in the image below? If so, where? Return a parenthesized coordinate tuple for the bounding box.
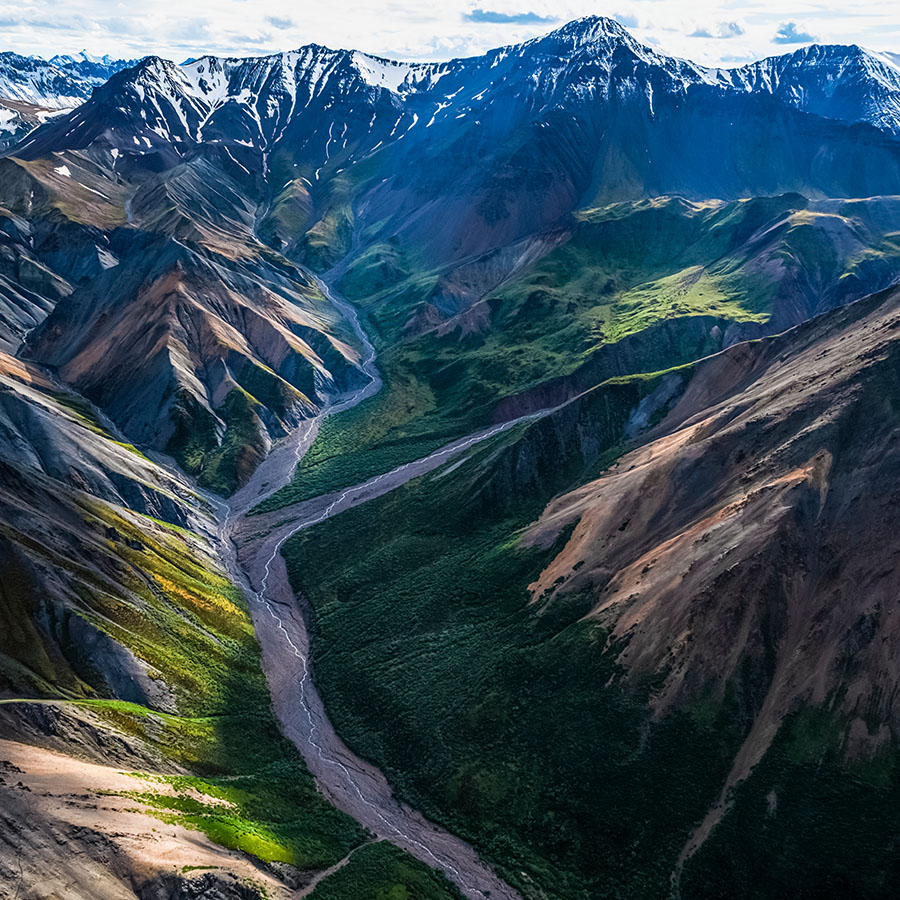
(689, 21, 745, 39)
(773, 21, 818, 44)
(0, 0, 894, 67)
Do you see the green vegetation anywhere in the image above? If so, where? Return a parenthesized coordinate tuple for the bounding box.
(0, 489, 366, 871)
(82, 697, 364, 869)
(166, 383, 274, 497)
(255, 369, 461, 511)
(262, 193, 900, 515)
(54, 392, 150, 459)
(307, 842, 464, 900)
(279, 337, 900, 895)
(165, 388, 222, 478)
(74, 498, 259, 714)
(194, 388, 268, 496)
(281, 373, 746, 899)
(270, 186, 900, 891)
(607, 265, 767, 341)
(116, 759, 362, 869)
(681, 709, 900, 900)
(0, 397, 479, 893)
(69, 503, 366, 868)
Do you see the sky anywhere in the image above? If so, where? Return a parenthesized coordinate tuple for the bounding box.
(1, 0, 898, 67)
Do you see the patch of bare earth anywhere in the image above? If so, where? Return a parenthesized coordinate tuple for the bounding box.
(521, 286, 900, 868)
(0, 738, 289, 900)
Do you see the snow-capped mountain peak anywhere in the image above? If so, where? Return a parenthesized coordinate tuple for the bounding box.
(0, 50, 135, 146)
(50, 50, 120, 67)
(351, 52, 414, 93)
(8, 18, 900, 174)
(724, 43, 900, 135)
(0, 50, 134, 108)
(541, 15, 633, 46)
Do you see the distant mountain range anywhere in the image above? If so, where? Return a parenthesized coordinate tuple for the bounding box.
(3, 15, 900, 491)
(0, 50, 134, 147)
(8, 17, 900, 264)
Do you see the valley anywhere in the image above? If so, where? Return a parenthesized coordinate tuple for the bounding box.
(217, 272, 523, 900)
(3, 14, 900, 900)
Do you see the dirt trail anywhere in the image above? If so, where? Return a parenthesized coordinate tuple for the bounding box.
(215, 276, 528, 900)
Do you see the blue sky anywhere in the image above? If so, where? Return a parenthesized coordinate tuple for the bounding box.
(2, 0, 897, 66)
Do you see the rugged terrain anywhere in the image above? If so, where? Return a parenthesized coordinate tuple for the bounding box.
(3, 14, 900, 900)
(0, 51, 134, 148)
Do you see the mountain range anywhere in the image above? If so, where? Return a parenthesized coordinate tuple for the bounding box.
(0, 50, 134, 148)
(3, 15, 900, 900)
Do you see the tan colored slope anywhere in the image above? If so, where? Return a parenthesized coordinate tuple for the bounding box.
(0, 735, 290, 900)
(0, 154, 129, 229)
(26, 244, 362, 453)
(523, 285, 900, 789)
(0, 349, 199, 516)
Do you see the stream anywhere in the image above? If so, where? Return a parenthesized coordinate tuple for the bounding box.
(211, 274, 533, 900)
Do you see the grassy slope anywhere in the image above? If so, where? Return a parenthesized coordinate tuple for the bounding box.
(307, 843, 465, 900)
(280, 373, 749, 899)
(281, 362, 900, 897)
(0, 489, 365, 869)
(167, 364, 304, 497)
(0, 376, 465, 896)
(280, 275, 900, 898)
(3, 492, 466, 895)
(681, 709, 900, 900)
(260, 194, 900, 512)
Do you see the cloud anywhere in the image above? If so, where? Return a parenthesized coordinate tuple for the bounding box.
(101, 17, 143, 35)
(1, 14, 93, 32)
(718, 49, 758, 62)
(220, 28, 275, 47)
(171, 18, 212, 41)
(689, 21, 744, 39)
(266, 15, 294, 29)
(614, 13, 639, 29)
(463, 8, 558, 25)
(773, 21, 816, 43)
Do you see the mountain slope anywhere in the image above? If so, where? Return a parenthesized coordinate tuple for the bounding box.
(0, 51, 132, 107)
(12, 18, 900, 266)
(0, 143, 367, 495)
(24, 234, 363, 492)
(6, 16, 900, 900)
(0, 51, 134, 148)
(729, 43, 900, 135)
(524, 281, 900, 894)
(259, 192, 900, 513)
(0, 347, 465, 900)
(278, 281, 900, 900)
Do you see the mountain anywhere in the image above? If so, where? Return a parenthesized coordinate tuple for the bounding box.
(0, 50, 133, 107)
(13, 18, 900, 274)
(6, 15, 900, 900)
(729, 43, 900, 135)
(278, 278, 900, 900)
(0, 349, 413, 900)
(0, 147, 365, 496)
(0, 50, 134, 148)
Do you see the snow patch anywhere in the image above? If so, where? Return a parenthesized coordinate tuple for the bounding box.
(352, 52, 412, 93)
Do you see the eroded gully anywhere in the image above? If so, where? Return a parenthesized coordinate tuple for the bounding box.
(208, 275, 560, 900)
